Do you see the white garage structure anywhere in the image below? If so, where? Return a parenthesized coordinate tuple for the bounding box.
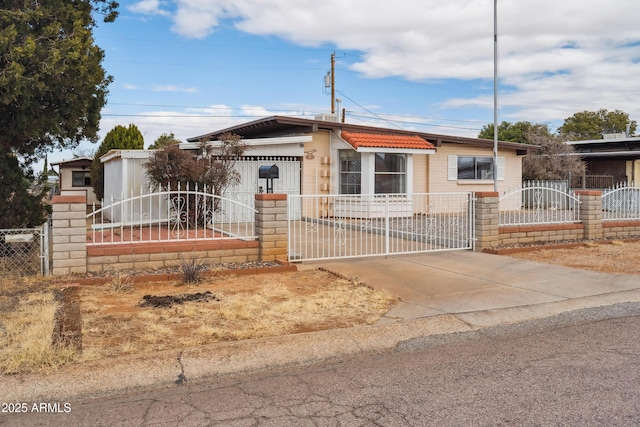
(99, 136, 307, 223)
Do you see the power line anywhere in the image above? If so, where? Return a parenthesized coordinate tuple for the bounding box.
(336, 90, 402, 130)
(347, 113, 483, 132)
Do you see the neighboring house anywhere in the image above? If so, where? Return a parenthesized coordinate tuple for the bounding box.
(566, 133, 640, 188)
(186, 115, 536, 196)
(51, 157, 99, 205)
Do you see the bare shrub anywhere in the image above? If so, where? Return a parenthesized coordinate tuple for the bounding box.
(179, 255, 208, 284)
(109, 273, 133, 293)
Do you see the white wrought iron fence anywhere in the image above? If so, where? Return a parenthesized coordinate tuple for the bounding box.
(602, 182, 640, 221)
(500, 181, 581, 226)
(288, 193, 474, 261)
(0, 223, 49, 276)
(87, 183, 257, 245)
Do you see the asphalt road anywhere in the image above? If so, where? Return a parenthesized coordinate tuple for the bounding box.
(3, 302, 640, 426)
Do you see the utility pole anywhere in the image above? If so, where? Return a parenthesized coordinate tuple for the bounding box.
(330, 52, 336, 115)
(493, 0, 499, 192)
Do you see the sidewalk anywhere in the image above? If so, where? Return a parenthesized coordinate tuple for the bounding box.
(5, 251, 640, 402)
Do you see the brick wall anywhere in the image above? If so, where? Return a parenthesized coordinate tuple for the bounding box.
(255, 193, 288, 262)
(475, 190, 640, 250)
(50, 194, 289, 275)
(498, 224, 584, 246)
(602, 221, 640, 239)
(51, 196, 87, 275)
(86, 240, 259, 273)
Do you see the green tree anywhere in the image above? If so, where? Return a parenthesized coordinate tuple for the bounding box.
(0, 0, 118, 226)
(478, 121, 551, 144)
(0, 155, 50, 228)
(148, 132, 181, 149)
(558, 109, 637, 140)
(91, 124, 144, 200)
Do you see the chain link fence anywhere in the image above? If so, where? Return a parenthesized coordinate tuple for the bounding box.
(0, 224, 49, 277)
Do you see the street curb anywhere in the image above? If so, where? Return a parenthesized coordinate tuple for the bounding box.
(5, 288, 640, 402)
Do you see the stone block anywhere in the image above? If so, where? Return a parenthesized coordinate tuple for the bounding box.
(52, 235, 70, 244)
(53, 258, 86, 268)
(54, 243, 86, 253)
(149, 252, 180, 261)
(134, 261, 166, 270)
(118, 254, 149, 263)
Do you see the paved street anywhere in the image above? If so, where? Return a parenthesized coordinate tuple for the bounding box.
(3, 302, 640, 426)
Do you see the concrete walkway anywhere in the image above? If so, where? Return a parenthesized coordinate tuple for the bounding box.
(300, 250, 640, 323)
(5, 250, 640, 402)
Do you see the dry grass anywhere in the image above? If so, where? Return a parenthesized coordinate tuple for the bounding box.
(108, 273, 133, 293)
(79, 270, 396, 361)
(0, 270, 396, 373)
(508, 240, 640, 275)
(0, 277, 78, 374)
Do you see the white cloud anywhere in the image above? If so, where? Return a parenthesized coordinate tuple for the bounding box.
(128, 0, 169, 16)
(152, 84, 198, 93)
(122, 83, 138, 90)
(166, 0, 640, 127)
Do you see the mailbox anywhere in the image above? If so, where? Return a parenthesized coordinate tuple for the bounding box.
(258, 165, 279, 179)
(259, 165, 279, 193)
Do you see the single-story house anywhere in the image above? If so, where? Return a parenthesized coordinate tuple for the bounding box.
(51, 157, 99, 205)
(566, 133, 640, 188)
(97, 115, 536, 222)
(185, 115, 537, 196)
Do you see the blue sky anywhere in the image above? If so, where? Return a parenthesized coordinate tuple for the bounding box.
(53, 0, 640, 164)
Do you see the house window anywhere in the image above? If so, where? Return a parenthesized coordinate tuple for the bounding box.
(458, 156, 494, 180)
(448, 155, 505, 181)
(339, 150, 361, 194)
(375, 153, 406, 193)
(72, 171, 91, 187)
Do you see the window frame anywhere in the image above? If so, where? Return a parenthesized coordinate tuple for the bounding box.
(71, 170, 92, 187)
(448, 155, 505, 182)
(374, 153, 407, 194)
(338, 150, 362, 194)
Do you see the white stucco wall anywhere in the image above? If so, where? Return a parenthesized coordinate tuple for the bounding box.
(427, 144, 523, 194)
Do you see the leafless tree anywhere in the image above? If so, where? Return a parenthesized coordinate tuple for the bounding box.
(522, 127, 585, 181)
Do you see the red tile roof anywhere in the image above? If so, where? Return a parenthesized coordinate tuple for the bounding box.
(341, 131, 436, 151)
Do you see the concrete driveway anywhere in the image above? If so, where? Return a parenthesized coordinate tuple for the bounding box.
(301, 250, 640, 322)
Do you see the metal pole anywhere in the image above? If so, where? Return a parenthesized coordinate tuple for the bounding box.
(493, 0, 499, 192)
(331, 52, 336, 115)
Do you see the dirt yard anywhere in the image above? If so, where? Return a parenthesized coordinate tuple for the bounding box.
(78, 269, 396, 362)
(506, 240, 640, 275)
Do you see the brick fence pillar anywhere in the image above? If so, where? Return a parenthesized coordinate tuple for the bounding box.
(474, 192, 500, 251)
(255, 194, 288, 262)
(575, 190, 603, 240)
(51, 196, 87, 275)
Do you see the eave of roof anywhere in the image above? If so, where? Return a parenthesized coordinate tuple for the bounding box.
(51, 157, 92, 167)
(188, 115, 538, 155)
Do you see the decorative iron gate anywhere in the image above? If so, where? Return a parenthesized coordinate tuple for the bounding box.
(288, 193, 475, 262)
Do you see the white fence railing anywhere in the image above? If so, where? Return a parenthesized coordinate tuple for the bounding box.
(500, 181, 581, 226)
(288, 193, 474, 261)
(87, 183, 257, 245)
(602, 182, 640, 221)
